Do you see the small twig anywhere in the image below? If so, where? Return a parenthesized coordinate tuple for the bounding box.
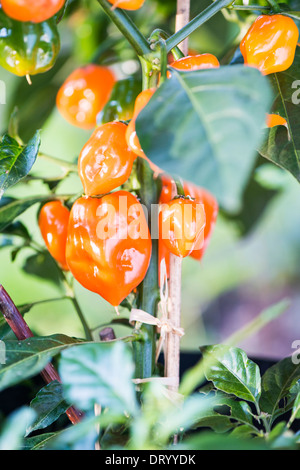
(0, 284, 83, 425)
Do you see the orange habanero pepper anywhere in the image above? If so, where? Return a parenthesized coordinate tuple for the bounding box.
(266, 114, 287, 128)
(170, 54, 220, 71)
(183, 182, 218, 262)
(78, 121, 137, 196)
(38, 200, 70, 271)
(240, 15, 299, 75)
(1, 0, 65, 23)
(108, 0, 145, 10)
(66, 191, 152, 306)
(56, 64, 115, 129)
(159, 196, 206, 258)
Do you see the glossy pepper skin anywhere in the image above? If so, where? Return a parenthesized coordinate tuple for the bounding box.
(170, 54, 220, 71)
(125, 88, 162, 174)
(159, 196, 206, 258)
(159, 176, 218, 263)
(108, 0, 145, 10)
(0, 10, 60, 77)
(38, 201, 70, 271)
(56, 65, 115, 129)
(1, 0, 65, 23)
(240, 15, 299, 75)
(78, 122, 137, 196)
(97, 78, 141, 125)
(266, 114, 287, 128)
(183, 182, 218, 262)
(66, 192, 152, 306)
(126, 88, 156, 158)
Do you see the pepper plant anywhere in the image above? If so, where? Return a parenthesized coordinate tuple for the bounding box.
(0, 0, 299, 451)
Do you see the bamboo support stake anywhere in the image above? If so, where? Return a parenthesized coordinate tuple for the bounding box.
(175, 0, 190, 56)
(164, 0, 190, 392)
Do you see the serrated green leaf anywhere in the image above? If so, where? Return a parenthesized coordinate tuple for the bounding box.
(0, 132, 41, 195)
(260, 357, 300, 423)
(59, 342, 137, 414)
(0, 335, 81, 392)
(136, 65, 272, 212)
(201, 345, 261, 403)
(26, 381, 69, 436)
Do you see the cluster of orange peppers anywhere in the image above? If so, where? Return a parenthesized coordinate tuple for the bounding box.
(39, 6, 298, 307)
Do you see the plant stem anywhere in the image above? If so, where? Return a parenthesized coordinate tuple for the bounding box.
(70, 296, 94, 341)
(229, 4, 271, 11)
(266, 0, 281, 13)
(166, 0, 234, 52)
(0, 284, 83, 424)
(38, 153, 78, 173)
(96, 0, 151, 57)
(133, 158, 161, 379)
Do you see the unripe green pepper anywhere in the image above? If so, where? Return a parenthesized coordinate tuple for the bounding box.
(97, 77, 141, 125)
(0, 9, 60, 78)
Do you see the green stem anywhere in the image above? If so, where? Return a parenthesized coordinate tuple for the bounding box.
(96, 0, 151, 57)
(61, 272, 93, 341)
(133, 158, 161, 379)
(229, 4, 271, 11)
(166, 0, 234, 52)
(71, 296, 94, 341)
(266, 0, 281, 13)
(39, 153, 78, 173)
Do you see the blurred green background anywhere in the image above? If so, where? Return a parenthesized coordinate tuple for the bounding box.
(0, 0, 299, 360)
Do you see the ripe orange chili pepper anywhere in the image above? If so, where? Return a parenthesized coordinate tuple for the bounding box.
(170, 53, 220, 71)
(126, 88, 163, 174)
(78, 122, 137, 196)
(159, 196, 206, 258)
(108, 0, 145, 10)
(159, 176, 218, 267)
(56, 65, 115, 129)
(266, 114, 287, 128)
(1, 0, 65, 23)
(240, 15, 299, 75)
(66, 191, 152, 306)
(126, 88, 156, 158)
(184, 182, 218, 262)
(38, 200, 70, 271)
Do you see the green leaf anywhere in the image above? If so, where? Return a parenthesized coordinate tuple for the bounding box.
(259, 49, 300, 181)
(289, 392, 300, 424)
(201, 345, 261, 404)
(260, 357, 300, 423)
(0, 407, 36, 450)
(26, 381, 69, 436)
(21, 432, 57, 450)
(0, 335, 81, 392)
(59, 342, 137, 414)
(136, 65, 272, 212)
(22, 252, 63, 285)
(196, 390, 255, 433)
(0, 132, 41, 195)
(0, 195, 55, 231)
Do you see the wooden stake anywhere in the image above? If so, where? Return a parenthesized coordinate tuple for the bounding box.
(175, 0, 190, 56)
(164, 0, 190, 392)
